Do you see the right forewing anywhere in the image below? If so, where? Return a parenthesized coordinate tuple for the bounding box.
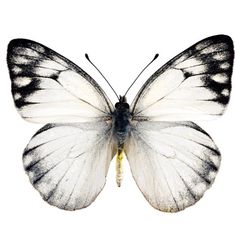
(125, 121, 220, 212)
(23, 121, 115, 210)
(131, 35, 233, 121)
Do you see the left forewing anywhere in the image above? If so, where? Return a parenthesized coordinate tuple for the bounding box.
(7, 39, 113, 123)
(125, 121, 220, 212)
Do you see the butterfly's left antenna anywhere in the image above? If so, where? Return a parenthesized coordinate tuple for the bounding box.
(124, 54, 159, 97)
(85, 54, 119, 100)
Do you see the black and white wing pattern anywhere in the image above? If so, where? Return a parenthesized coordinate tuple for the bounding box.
(131, 35, 233, 121)
(7, 39, 113, 123)
(23, 121, 115, 210)
(126, 121, 220, 212)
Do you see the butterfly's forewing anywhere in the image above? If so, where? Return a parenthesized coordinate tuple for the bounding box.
(131, 35, 233, 121)
(7, 39, 114, 123)
(23, 121, 115, 210)
(125, 121, 220, 212)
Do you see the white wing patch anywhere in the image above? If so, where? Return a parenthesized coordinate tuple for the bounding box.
(131, 35, 233, 121)
(23, 121, 115, 210)
(125, 121, 220, 212)
(7, 39, 114, 123)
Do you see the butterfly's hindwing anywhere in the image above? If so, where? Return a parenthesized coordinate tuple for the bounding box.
(23, 121, 115, 210)
(125, 121, 220, 212)
(131, 35, 233, 121)
(7, 39, 113, 123)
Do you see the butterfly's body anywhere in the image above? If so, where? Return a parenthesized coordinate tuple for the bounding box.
(7, 35, 234, 212)
(113, 96, 131, 186)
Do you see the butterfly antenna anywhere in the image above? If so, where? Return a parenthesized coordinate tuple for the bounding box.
(85, 53, 119, 100)
(124, 53, 159, 96)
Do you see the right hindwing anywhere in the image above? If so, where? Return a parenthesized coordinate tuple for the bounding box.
(125, 121, 220, 212)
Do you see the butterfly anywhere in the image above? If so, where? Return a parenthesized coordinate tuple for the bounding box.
(7, 35, 233, 212)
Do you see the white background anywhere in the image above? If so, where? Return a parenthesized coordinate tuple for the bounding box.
(0, 0, 235, 235)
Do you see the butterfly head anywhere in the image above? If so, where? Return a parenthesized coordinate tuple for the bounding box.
(115, 96, 130, 110)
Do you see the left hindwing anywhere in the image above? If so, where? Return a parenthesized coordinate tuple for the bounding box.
(131, 35, 234, 121)
(23, 121, 115, 210)
(7, 39, 113, 123)
(125, 121, 220, 212)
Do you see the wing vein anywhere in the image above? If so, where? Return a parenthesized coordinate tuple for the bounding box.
(133, 131, 180, 210)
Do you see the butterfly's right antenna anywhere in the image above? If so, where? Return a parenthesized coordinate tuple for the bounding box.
(124, 53, 159, 97)
(85, 53, 119, 100)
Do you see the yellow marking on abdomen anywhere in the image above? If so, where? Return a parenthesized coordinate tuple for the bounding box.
(116, 149, 124, 187)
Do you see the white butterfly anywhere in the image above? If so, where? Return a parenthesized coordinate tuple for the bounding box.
(7, 35, 233, 212)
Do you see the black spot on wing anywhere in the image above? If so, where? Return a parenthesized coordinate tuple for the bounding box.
(175, 170, 197, 201)
(44, 160, 76, 202)
(23, 143, 43, 157)
(8, 46, 63, 109)
(27, 154, 68, 186)
(181, 61, 232, 78)
(211, 35, 233, 49)
(181, 36, 233, 100)
(8, 39, 55, 64)
(11, 75, 61, 109)
(179, 55, 232, 106)
(34, 124, 56, 136)
(32, 165, 53, 185)
(182, 121, 209, 135)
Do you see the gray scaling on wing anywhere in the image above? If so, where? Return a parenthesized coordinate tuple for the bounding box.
(7, 39, 114, 123)
(125, 121, 220, 212)
(131, 35, 234, 121)
(23, 121, 115, 210)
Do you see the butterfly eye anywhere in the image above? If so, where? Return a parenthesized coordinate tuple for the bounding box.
(115, 102, 121, 109)
(123, 103, 130, 109)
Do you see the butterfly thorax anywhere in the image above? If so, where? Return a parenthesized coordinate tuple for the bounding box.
(113, 96, 131, 148)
